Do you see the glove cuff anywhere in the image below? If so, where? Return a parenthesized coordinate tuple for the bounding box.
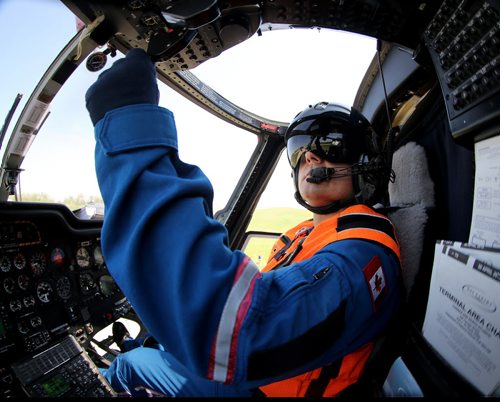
(95, 104, 177, 155)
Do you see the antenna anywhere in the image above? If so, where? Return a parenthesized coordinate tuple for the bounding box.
(376, 39, 396, 188)
(376, 40, 392, 128)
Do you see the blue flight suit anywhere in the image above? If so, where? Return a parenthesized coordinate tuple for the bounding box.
(94, 104, 402, 396)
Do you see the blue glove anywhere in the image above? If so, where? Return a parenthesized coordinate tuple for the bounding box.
(85, 48, 160, 126)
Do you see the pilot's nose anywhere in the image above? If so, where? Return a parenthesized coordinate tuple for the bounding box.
(304, 150, 322, 165)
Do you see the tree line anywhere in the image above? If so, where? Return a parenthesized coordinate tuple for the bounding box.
(12, 193, 103, 212)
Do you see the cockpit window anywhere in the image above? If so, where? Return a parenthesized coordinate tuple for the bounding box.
(1, 0, 92, 210)
(0, 0, 376, 214)
(192, 28, 377, 122)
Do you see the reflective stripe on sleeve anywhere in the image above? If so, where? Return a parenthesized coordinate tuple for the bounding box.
(209, 256, 261, 383)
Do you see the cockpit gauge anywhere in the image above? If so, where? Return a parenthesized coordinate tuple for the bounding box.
(86, 52, 108, 72)
(30, 315, 42, 328)
(50, 247, 66, 268)
(9, 299, 22, 313)
(99, 275, 118, 296)
(23, 295, 36, 308)
(17, 274, 30, 291)
(93, 245, 104, 267)
(30, 251, 47, 276)
(13, 253, 26, 270)
(0, 256, 11, 272)
(75, 247, 91, 269)
(56, 276, 72, 300)
(17, 321, 30, 335)
(36, 281, 54, 304)
(3, 277, 15, 294)
(79, 273, 96, 294)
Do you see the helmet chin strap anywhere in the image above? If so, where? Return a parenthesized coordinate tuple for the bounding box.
(294, 191, 355, 214)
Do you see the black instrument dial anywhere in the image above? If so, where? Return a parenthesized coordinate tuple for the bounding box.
(93, 246, 104, 267)
(76, 247, 91, 269)
(30, 251, 47, 276)
(30, 315, 42, 328)
(56, 276, 72, 299)
(9, 299, 22, 312)
(99, 274, 118, 296)
(17, 274, 30, 291)
(13, 253, 26, 270)
(79, 273, 96, 294)
(17, 320, 30, 334)
(86, 52, 108, 72)
(36, 281, 54, 304)
(23, 295, 36, 308)
(3, 277, 15, 294)
(0, 255, 11, 272)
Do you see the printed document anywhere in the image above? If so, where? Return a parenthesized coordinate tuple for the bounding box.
(469, 135, 500, 249)
(422, 240, 500, 395)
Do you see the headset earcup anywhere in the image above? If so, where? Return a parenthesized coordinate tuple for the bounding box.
(353, 152, 388, 206)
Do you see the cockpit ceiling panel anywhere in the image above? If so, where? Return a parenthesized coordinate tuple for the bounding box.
(62, 0, 443, 72)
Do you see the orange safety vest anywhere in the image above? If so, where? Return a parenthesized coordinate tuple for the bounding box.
(259, 204, 400, 397)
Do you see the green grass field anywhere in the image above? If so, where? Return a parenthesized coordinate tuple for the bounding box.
(245, 207, 312, 269)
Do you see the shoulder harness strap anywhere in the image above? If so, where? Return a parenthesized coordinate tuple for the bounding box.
(336, 211, 400, 260)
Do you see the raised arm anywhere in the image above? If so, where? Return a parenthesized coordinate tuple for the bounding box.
(85, 48, 402, 388)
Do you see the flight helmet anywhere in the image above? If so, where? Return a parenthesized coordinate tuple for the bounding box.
(285, 101, 389, 214)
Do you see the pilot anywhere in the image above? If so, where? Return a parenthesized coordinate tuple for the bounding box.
(85, 48, 403, 397)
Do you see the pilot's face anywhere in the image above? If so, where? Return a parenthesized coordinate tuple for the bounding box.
(297, 151, 354, 207)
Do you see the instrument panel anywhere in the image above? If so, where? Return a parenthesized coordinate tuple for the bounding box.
(423, 0, 500, 139)
(0, 202, 130, 397)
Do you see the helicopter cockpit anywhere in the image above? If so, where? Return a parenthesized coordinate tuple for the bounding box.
(0, 0, 499, 397)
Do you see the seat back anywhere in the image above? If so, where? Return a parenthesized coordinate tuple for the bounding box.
(339, 141, 437, 398)
(387, 141, 435, 300)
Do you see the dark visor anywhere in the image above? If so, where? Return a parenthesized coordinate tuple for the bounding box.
(287, 132, 347, 169)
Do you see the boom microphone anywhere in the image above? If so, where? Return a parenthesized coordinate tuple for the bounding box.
(306, 164, 371, 183)
(306, 167, 337, 183)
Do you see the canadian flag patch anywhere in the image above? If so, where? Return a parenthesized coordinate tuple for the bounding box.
(363, 255, 387, 311)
